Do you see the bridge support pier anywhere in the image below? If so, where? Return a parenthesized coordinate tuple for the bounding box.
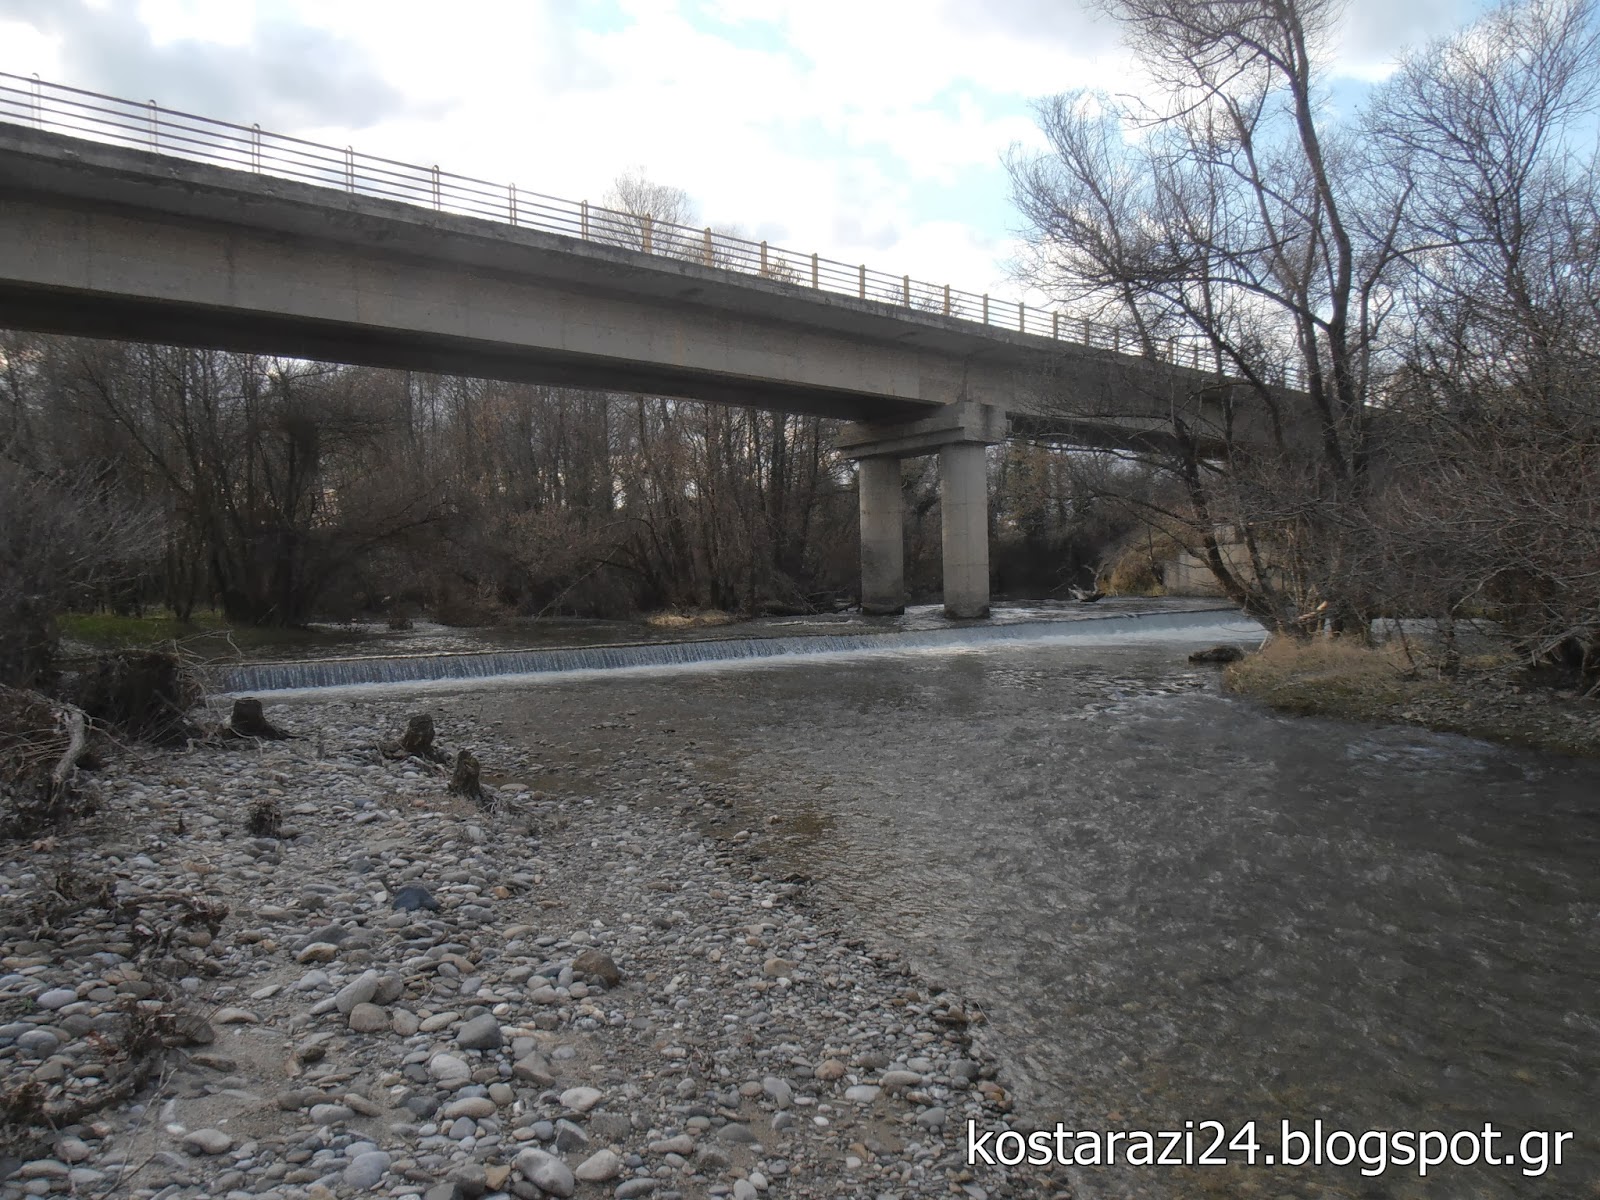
(838, 402, 1005, 620)
(939, 441, 990, 619)
(857, 457, 906, 615)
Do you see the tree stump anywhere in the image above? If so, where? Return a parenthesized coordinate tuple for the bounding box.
(229, 697, 291, 740)
(449, 749, 483, 804)
(382, 713, 448, 762)
(402, 714, 437, 757)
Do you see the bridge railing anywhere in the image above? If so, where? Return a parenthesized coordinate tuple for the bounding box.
(0, 71, 1303, 389)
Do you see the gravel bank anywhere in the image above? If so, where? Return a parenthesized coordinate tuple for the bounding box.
(0, 696, 1062, 1200)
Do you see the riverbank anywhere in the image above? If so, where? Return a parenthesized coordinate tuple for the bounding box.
(0, 695, 1059, 1200)
(1223, 637, 1600, 758)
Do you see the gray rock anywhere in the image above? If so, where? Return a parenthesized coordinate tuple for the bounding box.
(343, 1151, 391, 1189)
(335, 969, 381, 1014)
(182, 1128, 232, 1156)
(455, 1012, 502, 1051)
(514, 1147, 575, 1197)
(16, 1029, 59, 1057)
(558, 1085, 602, 1113)
(35, 989, 75, 1010)
(393, 885, 440, 911)
(573, 1148, 621, 1182)
(429, 1052, 471, 1083)
(348, 1002, 388, 1033)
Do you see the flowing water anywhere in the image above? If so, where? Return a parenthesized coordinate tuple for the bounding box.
(260, 609, 1600, 1198)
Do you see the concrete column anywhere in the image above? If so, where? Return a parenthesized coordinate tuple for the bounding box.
(857, 456, 905, 615)
(939, 442, 990, 618)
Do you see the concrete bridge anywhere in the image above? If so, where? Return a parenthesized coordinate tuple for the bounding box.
(0, 91, 1270, 617)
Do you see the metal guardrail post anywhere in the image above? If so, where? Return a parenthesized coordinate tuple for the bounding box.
(30, 74, 41, 129)
(147, 99, 158, 149)
(251, 124, 261, 172)
(943, 284, 950, 316)
(1018, 300, 1025, 332)
(643, 215, 653, 254)
(760, 240, 768, 274)
(1113, 328, 1120, 352)
(1052, 311, 1059, 339)
(580, 200, 589, 240)
(858, 265, 865, 299)
(982, 294, 989, 324)
(345, 146, 355, 192)
(509, 183, 518, 225)
(902, 275, 910, 306)
(811, 253, 818, 288)
(705, 228, 714, 267)
(430, 165, 441, 209)
(1083, 318, 1091, 344)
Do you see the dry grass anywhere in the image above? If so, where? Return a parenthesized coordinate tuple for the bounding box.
(644, 609, 741, 630)
(1224, 637, 1423, 711)
(1225, 636, 1600, 758)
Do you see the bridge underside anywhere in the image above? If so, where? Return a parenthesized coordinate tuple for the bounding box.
(0, 281, 935, 422)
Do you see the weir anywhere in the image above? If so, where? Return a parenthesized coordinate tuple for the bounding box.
(216, 607, 1258, 694)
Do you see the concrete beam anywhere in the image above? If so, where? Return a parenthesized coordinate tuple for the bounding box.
(857, 458, 906, 615)
(837, 402, 1008, 460)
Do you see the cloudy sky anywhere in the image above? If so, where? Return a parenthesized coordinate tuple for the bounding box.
(0, 0, 1488, 303)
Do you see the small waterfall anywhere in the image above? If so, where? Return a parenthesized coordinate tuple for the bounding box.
(214, 606, 1257, 694)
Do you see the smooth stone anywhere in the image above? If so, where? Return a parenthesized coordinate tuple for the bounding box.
(429, 1053, 471, 1083)
(455, 1013, 502, 1051)
(35, 989, 75, 1010)
(514, 1147, 575, 1197)
(558, 1086, 602, 1113)
(573, 1148, 621, 1182)
(335, 970, 381, 1014)
(844, 1085, 881, 1104)
(348, 1003, 388, 1033)
(393, 885, 440, 912)
(343, 1151, 391, 1190)
(442, 1096, 497, 1120)
(182, 1129, 232, 1155)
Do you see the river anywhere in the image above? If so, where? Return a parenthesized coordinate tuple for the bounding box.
(263, 610, 1600, 1197)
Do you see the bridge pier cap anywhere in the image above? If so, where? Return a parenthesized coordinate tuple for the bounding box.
(841, 401, 1004, 621)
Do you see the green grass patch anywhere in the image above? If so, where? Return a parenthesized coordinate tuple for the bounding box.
(57, 611, 350, 659)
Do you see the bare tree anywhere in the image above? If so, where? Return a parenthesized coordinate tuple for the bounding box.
(1009, 0, 1411, 632)
(1373, 0, 1600, 676)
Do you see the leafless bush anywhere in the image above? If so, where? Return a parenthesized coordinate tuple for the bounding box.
(0, 461, 160, 687)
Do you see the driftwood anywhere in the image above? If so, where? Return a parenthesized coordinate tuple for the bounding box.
(1068, 586, 1106, 603)
(226, 697, 292, 740)
(49, 705, 87, 798)
(1, 688, 93, 838)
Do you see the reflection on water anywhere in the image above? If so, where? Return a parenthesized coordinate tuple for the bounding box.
(637, 641, 1600, 1199)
